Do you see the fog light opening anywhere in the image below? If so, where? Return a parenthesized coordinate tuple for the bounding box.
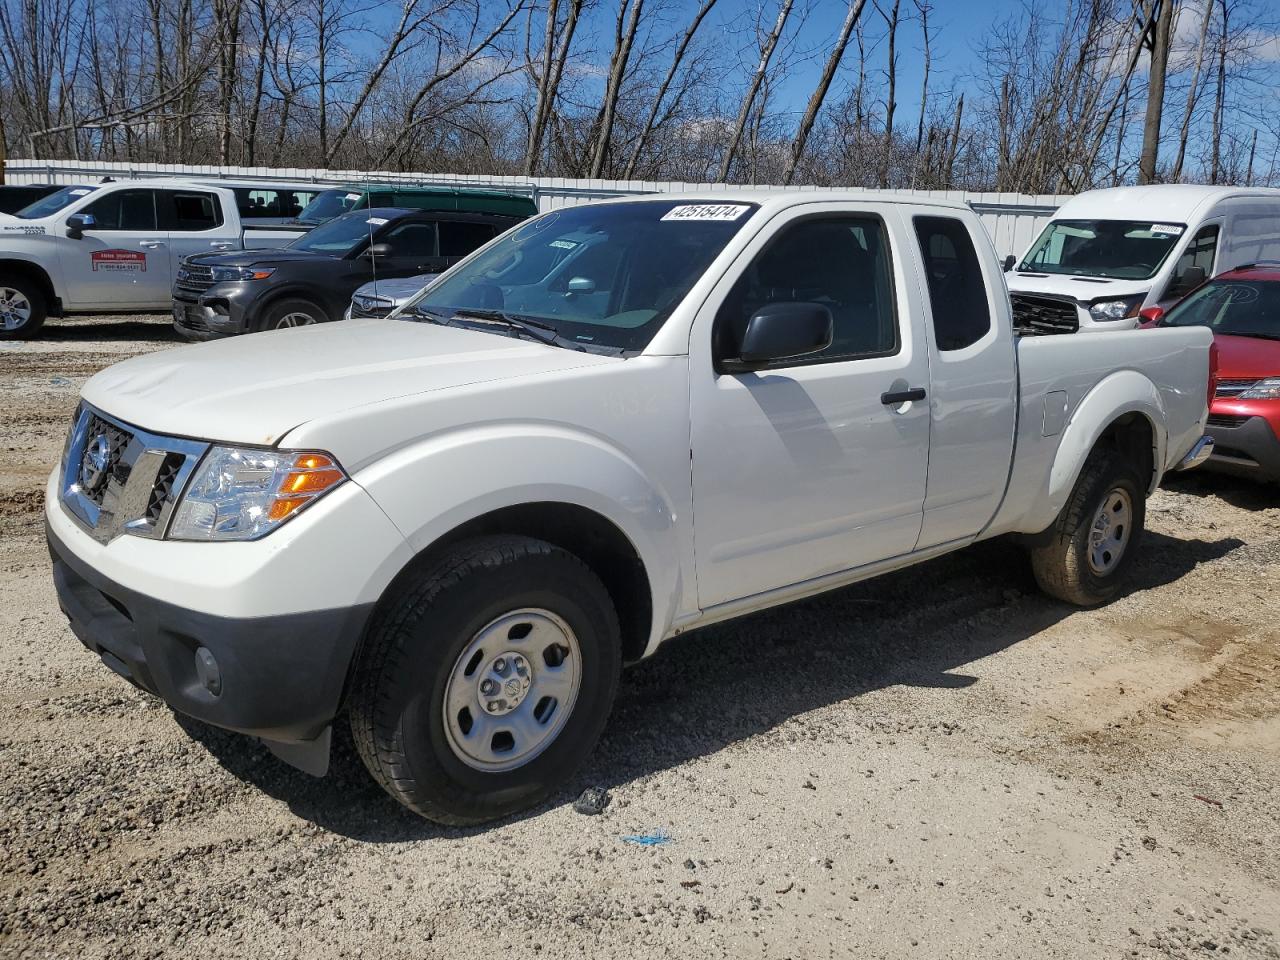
(194, 647, 222, 696)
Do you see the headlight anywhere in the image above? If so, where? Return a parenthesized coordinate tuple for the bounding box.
(1088, 297, 1144, 322)
(210, 265, 276, 282)
(168, 446, 346, 541)
(1236, 378, 1280, 400)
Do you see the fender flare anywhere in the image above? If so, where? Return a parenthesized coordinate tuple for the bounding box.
(1045, 369, 1167, 519)
(352, 422, 684, 656)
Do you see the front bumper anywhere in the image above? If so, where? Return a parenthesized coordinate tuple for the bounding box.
(1202, 412, 1280, 481)
(172, 282, 255, 340)
(48, 522, 373, 774)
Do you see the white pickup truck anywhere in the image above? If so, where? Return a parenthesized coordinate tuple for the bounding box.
(46, 192, 1215, 824)
(0, 179, 307, 337)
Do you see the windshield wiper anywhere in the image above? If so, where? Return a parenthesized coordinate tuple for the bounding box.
(449, 308, 584, 351)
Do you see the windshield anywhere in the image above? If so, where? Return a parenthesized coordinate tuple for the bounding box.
(295, 188, 366, 224)
(398, 200, 758, 352)
(288, 211, 389, 255)
(1161, 279, 1280, 340)
(15, 185, 97, 219)
(1018, 219, 1185, 280)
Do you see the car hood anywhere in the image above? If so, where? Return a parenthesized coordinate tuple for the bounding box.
(352, 274, 439, 304)
(185, 248, 332, 267)
(1212, 332, 1280, 380)
(81, 318, 618, 446)
(1006, 271, 1151, 303)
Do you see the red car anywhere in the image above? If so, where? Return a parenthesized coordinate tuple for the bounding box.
(1143, 263, 1280, 482)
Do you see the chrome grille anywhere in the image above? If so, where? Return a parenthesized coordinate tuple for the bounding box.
(60, 405, 209, 544)
(1011, 294, 1080, 335)
(350, 295, 393, 319)
(1214, 378, 1259, 399)
(174, 263, 215, 294)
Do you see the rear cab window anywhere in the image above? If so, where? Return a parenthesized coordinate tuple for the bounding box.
(159, 191, 223, 232)
(913, 216, 993, 351)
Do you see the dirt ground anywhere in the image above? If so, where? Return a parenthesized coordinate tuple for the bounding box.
(1, 315, 1278, 960)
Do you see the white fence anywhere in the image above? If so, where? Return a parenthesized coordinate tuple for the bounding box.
(3, 159, 1066, 257)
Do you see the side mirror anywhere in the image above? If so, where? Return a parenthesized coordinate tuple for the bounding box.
(65, 213, 96, 239)
(1002, 254, 1016, 272)
(363, 242, 393, 259)
(1138, 305, 1165, 326)
(566, 276, 596, 295)
(721, 302, 834, 372)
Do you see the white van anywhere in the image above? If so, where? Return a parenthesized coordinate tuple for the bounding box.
(1006, 185, 1280, 333)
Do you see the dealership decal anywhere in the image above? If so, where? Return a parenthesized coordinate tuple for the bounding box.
(1, 224, 47, 235)
(91, 249, 147, 272)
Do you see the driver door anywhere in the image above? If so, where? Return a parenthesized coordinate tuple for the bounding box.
(689, 206, 932, 608)
(58, 188, 172, 309)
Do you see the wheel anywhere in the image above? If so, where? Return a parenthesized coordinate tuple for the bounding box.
(0, 276, 48, 339)
(349, 535, 622, 824)
(255, 297, 327, 332)
(1030, 451, 1146, 606)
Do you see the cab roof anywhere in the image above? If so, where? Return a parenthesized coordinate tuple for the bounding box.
(580, 189, 973, 212)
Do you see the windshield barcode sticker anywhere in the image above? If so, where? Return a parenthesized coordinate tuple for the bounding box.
(549, 239, 578, 249)
(661, 204, 751, 222)
(1150, 223, 1184, 235)
(366, 217, 388, 225)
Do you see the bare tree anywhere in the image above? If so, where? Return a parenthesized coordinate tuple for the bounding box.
(782, 0, 865, 185)
(877, 0, 900, 188)
(716, 0, 793, 183)
(524, 0, 584, 175)
(585, 0, 645, 177)
(1138, 0, 1173, 183)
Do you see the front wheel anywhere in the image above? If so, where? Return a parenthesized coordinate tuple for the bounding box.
(1030, 451, 1146, 607)
(349, 536, 621, 824)
(0, 276, 48, 339)
(255, 297, 327, 332)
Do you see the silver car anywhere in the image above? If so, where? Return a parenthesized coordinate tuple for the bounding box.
(345, 273, 439, 320)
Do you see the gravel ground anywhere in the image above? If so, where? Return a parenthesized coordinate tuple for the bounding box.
(1, 315, 1278, 959)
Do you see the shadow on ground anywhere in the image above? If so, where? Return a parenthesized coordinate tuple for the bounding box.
(40, 317, 179, 343)
(179, 528, 1244, 842)
(1162, 470, 1279, 511)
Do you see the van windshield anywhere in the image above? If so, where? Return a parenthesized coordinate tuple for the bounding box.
(15, 185, 97, 219)
(1018, 219, 1185, 280)
(295, 188, 366, 225)
(398, 200, 758, 353)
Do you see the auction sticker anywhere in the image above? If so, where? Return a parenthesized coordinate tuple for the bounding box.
(91, 249, 146, 272)
(1150, 223, 1184, 235)
(366, 217, 388, 225)
(661, 204, 752, 222)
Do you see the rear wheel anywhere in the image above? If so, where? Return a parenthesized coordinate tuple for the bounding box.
(0, 276, 48, 339)
(256, 297, 326, 332)
(349, 535, 621, 824)
(1030, 451, 1146, 606)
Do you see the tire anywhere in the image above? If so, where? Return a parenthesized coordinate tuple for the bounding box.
(254, 297, 327, 332)
(1030, 450, 1146, 607)
(0, 275, 48, 339)
(349, 535, 622, 824)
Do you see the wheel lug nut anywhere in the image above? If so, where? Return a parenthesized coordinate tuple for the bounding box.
(480, 679, 496, 695)
(487, 701, 501, 713)
(494, 658, 507, 674)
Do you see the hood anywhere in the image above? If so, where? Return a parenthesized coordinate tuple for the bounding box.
(81, 318, 618, 446)
(1006, 271, 1151, 303)
(352, 274, 439, 304)
(1212, 333, 1280, 380)
(186, 248, 326, 267)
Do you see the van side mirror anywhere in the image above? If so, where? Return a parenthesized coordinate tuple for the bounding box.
(1138, 305, 1165, 326)
(720, 302, 834, 373)
(65, 213, 96, 239)
(1173, 264, 1206, 296)
(1002, 254, 1016, 272)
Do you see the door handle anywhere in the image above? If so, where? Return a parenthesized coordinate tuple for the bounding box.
(881, 387, 926, 405)
(139, 239, 165, 249)
(210, 241, 235, 250)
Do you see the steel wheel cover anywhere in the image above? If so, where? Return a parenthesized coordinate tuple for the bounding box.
(442, 608, 582, 772)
